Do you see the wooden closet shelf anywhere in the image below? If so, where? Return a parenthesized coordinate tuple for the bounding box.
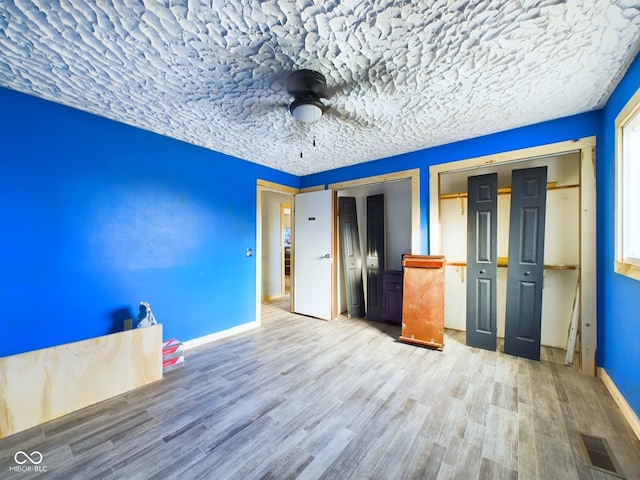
(446, 261, 578, 270)
(440, 182, 579, 200)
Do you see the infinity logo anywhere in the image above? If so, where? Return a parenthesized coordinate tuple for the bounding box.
(14, 451, 43, 465)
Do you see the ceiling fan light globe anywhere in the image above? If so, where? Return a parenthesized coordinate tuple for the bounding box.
(290, 101, 323, 123)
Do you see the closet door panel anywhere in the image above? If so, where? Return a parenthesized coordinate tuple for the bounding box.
(366, 194, 385, 322)
(466, 173, 498, 351)
(504, 167, 548, 360)
(339, 197, 365, 318)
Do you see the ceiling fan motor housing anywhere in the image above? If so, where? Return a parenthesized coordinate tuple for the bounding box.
(287, 69, 328, 99)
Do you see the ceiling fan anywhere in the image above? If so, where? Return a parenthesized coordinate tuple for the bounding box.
(283, 68, 374, 130)
(277, 68, 373, 158)
(286, 69, 330, 123)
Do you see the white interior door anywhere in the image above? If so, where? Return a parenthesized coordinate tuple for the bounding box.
(294, 189, 333, 320)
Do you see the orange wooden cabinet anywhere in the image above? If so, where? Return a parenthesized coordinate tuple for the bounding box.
(399, 255, 446, 350)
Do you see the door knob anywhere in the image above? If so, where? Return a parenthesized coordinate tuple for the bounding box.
(524, 271, 531, 276)
(479, 269, 486, 274)
(324, 253, 331, 259)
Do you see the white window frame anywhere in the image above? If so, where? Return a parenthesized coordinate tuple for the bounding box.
(615, 86, 640, 281)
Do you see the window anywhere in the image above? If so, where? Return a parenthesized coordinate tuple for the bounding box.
(615, 86, 640, 281)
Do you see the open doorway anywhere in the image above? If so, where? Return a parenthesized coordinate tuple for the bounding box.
(329, 169, 420, 319)
(429, 137, 597, 374)
(282, 203, 291, 295)
(439, 153, 580, 350)
(261, 191, 292, 302)
(256, 180, 297, 323)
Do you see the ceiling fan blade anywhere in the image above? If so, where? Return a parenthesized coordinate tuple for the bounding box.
(325, 105, 375, 129)
(324, 80, 353, 98)
(248, 96, 289, 112)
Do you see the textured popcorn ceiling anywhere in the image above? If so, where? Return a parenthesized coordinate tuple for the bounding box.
(1, 1, 639, 175)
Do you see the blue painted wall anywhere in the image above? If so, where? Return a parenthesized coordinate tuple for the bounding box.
(598, 53, 640, 416)
(0, 87, 298, 358)
(301, 111, 601, 253)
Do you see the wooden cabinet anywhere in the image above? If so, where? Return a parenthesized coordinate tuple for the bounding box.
(383, 270, 403, 325)
(399, 255, 446, 350)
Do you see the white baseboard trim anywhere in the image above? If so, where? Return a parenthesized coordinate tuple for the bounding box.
(183, 321, 259, 351)
(598, 367, 640, 440)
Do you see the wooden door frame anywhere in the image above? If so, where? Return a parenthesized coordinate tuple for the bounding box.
(256, 180, 298, 326)
(328, 168, 421, 253)
(302, 170, 419, 320)
(326, 169, 420, 317)
(429, 137, 597, 375)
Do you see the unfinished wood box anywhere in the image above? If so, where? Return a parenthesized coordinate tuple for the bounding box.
(0, 324, 163, 439)
(399, 255, 446, 350)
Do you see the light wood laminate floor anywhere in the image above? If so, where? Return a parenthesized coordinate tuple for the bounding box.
(1, 298, 639, 479)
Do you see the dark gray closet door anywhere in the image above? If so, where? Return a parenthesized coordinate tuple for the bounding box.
(466, 173, 498, 351)
(366, 194, 385, 322)
(504, 166, 548, 360)
(338, 197, 365, 318)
